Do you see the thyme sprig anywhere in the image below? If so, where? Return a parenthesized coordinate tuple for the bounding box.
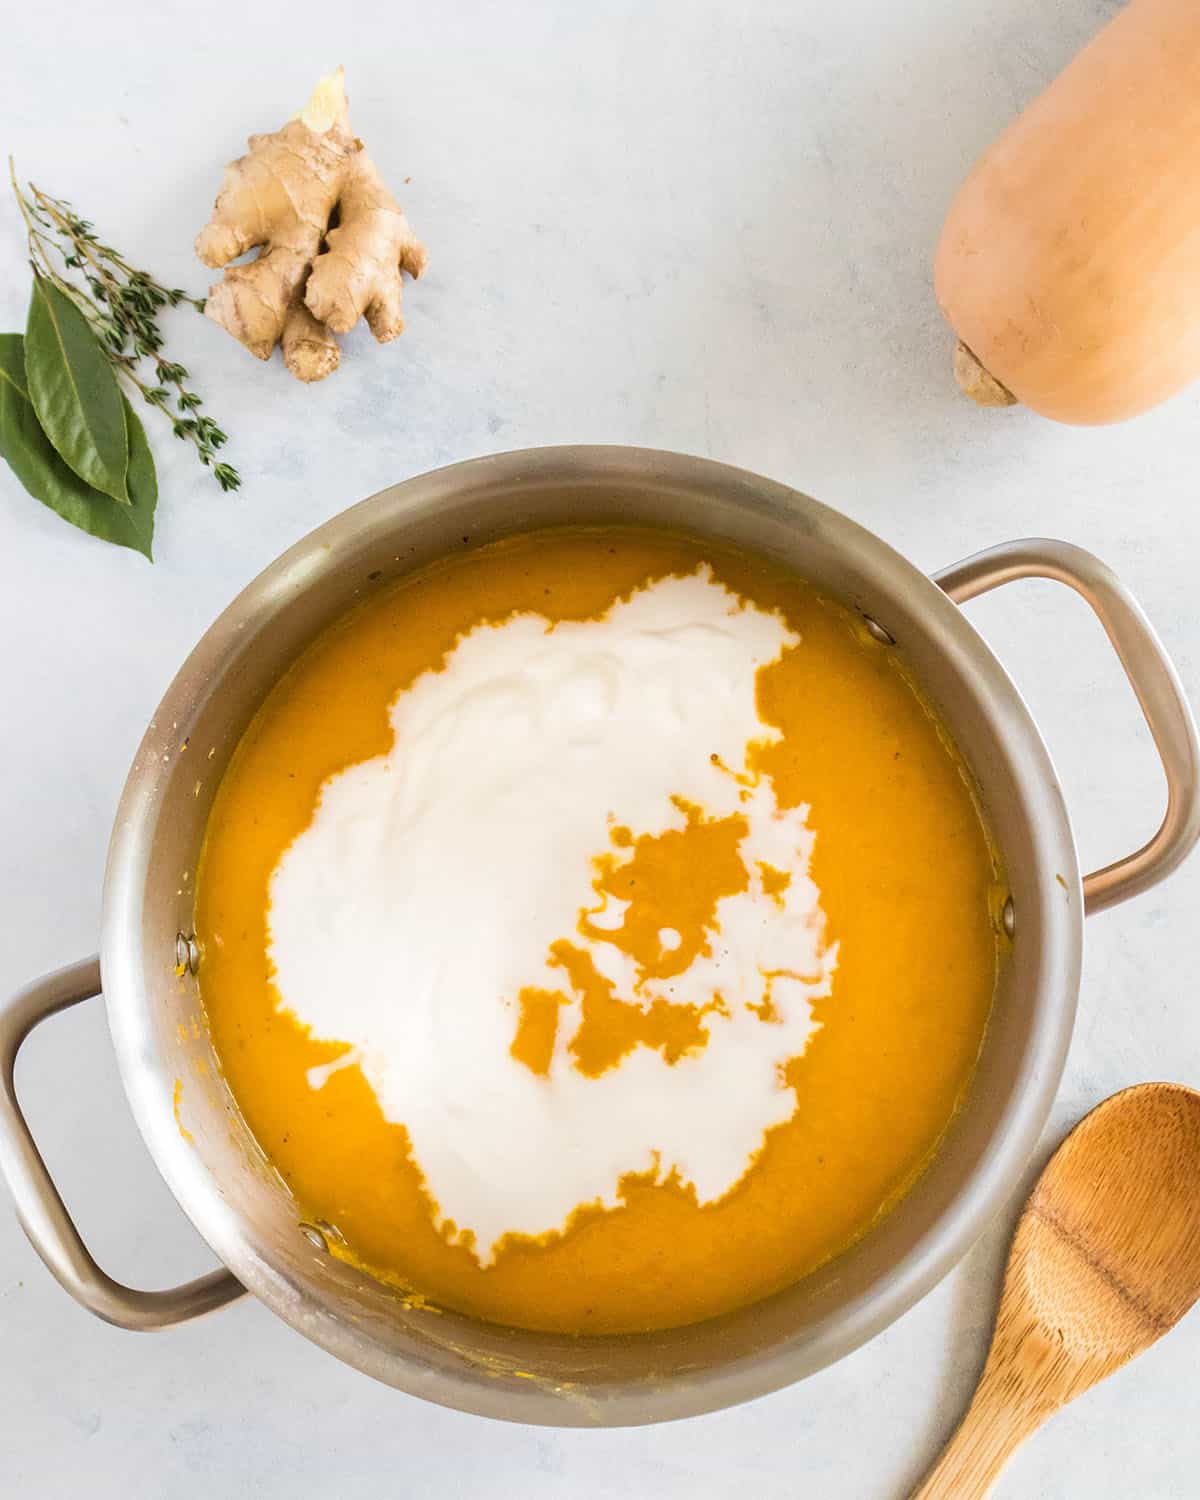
(9, 161, 239, 491)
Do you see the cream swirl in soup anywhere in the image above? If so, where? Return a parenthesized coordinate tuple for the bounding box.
(267, 568, 837, 1263)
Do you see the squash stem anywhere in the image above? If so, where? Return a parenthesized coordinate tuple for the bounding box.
(953, 341, 1018, 408)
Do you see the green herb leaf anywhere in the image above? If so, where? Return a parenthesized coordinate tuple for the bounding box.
(0, 334, 154, 559)
(11, 170, 239, 496)
(120, 394, 157, 546)
(24, 274, 130, 503)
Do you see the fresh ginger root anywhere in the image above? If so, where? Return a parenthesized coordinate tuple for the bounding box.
(305, 147, 428, 339)
(281, 298, 341, 383)
(196, 68, 425, 382)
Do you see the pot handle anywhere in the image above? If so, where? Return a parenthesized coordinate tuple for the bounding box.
(0, 956, 245, 1329)
(935, 539, 1200, 914)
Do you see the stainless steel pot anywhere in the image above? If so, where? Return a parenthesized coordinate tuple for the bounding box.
(2, 448, 1198, 1425)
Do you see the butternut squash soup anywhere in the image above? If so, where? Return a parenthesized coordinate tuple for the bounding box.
(195, 526, 1005, 1334)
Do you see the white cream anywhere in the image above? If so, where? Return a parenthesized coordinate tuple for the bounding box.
(268, 568, 837, 1263)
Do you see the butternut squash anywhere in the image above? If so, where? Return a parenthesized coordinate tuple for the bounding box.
(935, 0, 1200, 426)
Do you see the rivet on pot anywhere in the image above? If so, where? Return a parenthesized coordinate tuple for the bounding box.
(299, 1222, 329, 1252)
(175, 932, 200, 975)
(862, 615, 895, 646)
(1002, 897, 1016, 939)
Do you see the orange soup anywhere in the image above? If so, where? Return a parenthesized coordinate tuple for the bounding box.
(195, 527, 1004, 1334)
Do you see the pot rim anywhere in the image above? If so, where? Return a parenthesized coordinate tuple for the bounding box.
(100, 446, 1082, 1423)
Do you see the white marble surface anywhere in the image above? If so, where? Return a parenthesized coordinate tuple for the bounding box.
(1, 0, 1196, 1493)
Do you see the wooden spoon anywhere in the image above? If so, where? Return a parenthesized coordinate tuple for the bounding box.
(911, 1083, 1200, 1499)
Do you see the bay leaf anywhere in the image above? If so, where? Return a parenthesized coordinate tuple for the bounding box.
(0, 334, 154, 559)
(120, 394, 157, 537)
(25, 274, 130, 504)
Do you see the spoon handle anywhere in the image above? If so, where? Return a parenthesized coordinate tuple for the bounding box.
(909, 1381, 1043, 1500)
